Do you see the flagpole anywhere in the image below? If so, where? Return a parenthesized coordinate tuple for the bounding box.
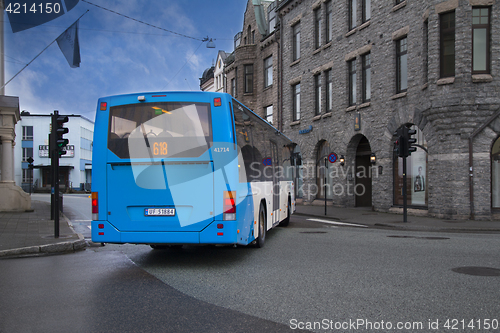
(1, 0, 5, 95)
(0, 10, 89, 91)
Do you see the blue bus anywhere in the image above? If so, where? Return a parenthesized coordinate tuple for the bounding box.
(91, 91, 295, 248)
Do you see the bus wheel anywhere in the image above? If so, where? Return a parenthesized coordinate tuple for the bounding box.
(256, 203, 266, 248)
(280, 198, 291, 227)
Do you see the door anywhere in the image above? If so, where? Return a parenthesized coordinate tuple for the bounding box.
(355, 137, 372, 207)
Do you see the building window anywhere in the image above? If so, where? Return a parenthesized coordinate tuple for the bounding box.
(234, 32, 242, 49)
(252, 31, 255, 44)
(314, 74, 322, 115)
(326, 1, 333, 43)
(247, 26, 251, 44)
(314, 7, 322, 49)
(440, 11, 455, 78)
(348, 59, 357, 106)
(265, 105, 273, 125)
(394, 125, 428, 207)
(362, 53, 371, 103)
(22, 126, 33, 141)
(244, 64, 253, 94)
(349, 0, 357, 31)
(326, 69, 333, 112)
(292, 23, 301, 61)
(423, 19, 429, 83)
(22, 147, 33, 162)
(264, 56, 273, 88)
(268, 2, 276, 33)
(362, 0, 371, 23)
(231, 78, 236, 97)
(293, 83, 301, 121)
(396, 37, 408, 93)
(472, 7, 491, 74)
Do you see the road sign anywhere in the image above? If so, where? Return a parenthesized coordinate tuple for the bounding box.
(328, 153, 337, 163)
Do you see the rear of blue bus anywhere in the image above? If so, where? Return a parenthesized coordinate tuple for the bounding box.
(91, 92, 243, 246)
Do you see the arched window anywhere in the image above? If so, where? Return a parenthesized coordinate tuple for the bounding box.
(393, 125, 428, 207)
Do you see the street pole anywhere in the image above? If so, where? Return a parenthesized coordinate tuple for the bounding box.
(324, 157, 327, 216)
(403, 156, 408, 223)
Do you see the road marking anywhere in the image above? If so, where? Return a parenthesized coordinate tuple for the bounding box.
(87, 226, 91, 230)
(307, 218, 368, 228)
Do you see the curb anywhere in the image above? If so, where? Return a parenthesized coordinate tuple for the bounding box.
(294, 212, 500, 233)
(0, 237, 87, 258)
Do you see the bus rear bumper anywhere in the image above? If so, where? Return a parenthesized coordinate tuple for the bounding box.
(91, 221, 239, 245)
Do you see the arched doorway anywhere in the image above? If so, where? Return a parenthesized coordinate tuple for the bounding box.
(355, 136, 372, 207)
(316, 140, 332, 200)
(491, 137, 500, 208)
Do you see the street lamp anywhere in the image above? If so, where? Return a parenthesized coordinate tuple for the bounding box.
(203, 37, 216, 49)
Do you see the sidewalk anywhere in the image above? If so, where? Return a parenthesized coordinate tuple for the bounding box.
(0, 200, 86, 258)
(295, 203, 500, 233)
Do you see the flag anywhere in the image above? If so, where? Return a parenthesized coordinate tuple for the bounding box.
(56, 20, 81, 68)
(6, 0, 80, 33)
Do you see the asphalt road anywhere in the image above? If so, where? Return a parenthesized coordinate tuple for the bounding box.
(92, 223, 500, 332)
(3, 197, 499, 332)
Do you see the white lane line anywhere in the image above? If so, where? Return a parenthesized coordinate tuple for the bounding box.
(87, 226, 92, 230)
(307, 218, 368, 228)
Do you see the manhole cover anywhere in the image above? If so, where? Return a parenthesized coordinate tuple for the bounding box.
(300, 231, 328, 234)
(452, 267, 500, 276)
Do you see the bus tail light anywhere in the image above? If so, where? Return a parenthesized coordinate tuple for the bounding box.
(92, 192, 98, 220)
(214, 98, 222, 107)
(100, 102, 107, 111)
(223, 191, 236, 220)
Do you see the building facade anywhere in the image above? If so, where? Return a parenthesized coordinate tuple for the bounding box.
(14, 113, 94, 192)
(224, 0, 280, 126)
(277, 0, 500, 220)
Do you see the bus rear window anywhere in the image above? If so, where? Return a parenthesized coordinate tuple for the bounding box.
(108, 102, 212, 159)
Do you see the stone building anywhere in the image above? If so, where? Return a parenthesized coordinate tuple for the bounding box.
(224, 0, 280, 126)
(0, 96, 31, 211)
(277, 0, 500, 220)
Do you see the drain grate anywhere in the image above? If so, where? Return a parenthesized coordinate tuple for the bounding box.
(452, 266, 500, 277)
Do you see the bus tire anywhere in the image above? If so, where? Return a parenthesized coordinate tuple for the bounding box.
(256, 203, 266, 248)
(280, 197, 291, 227)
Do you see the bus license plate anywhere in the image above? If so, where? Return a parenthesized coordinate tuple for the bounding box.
(145, 208, 176, 216)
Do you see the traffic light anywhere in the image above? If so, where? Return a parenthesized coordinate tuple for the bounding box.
(55, 114, 69, 156)
(393, 128, 404, 158)
(402, 126, 417, 157)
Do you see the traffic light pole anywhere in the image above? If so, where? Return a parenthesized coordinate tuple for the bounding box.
(51, 111, 60, 238)
(402, 156, 408, 223)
